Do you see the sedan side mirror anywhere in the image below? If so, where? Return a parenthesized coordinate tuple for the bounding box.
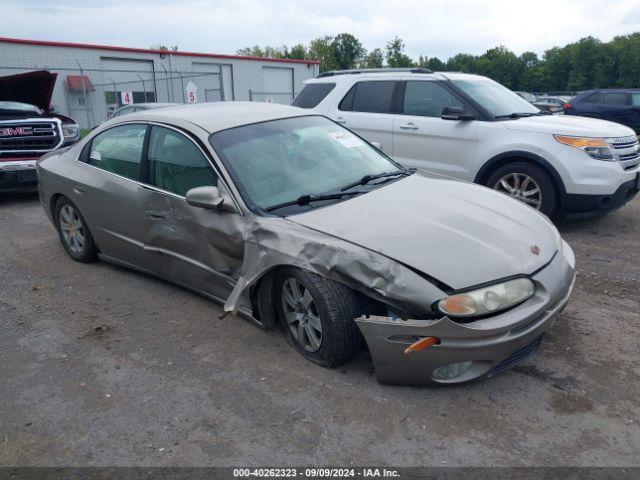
(441, 106, 475, 121)
(186, 186, 237, 213)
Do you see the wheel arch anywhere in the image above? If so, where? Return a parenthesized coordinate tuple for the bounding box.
(474, 151, 567, 208)
(248, 265, 390, 330)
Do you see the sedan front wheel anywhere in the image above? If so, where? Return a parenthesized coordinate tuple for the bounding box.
(276, 268, 362, 368)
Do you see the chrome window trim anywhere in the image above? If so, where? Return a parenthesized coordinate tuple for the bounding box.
(76, 120, 245, 216)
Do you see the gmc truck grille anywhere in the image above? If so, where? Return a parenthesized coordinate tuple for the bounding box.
(0, 121, 63, 156)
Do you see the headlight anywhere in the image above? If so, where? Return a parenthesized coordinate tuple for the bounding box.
(437, 278, 535, 318)
(62, 124, 80, 140)
(554, 135, 614, 160)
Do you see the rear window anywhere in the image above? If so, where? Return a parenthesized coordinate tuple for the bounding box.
(339, 81, 397, 114)
(602, 93, 629, 106)
(292, 83, 336, 108)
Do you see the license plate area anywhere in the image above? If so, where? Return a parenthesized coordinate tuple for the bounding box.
(17, 170, 37, 183)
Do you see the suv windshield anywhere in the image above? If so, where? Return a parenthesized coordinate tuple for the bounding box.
(452, 79, 539, 118)
(210, 116, 404, 213)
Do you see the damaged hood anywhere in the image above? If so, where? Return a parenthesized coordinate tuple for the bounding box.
(288, 171, 559, 290)
(0, 70, 57, 112)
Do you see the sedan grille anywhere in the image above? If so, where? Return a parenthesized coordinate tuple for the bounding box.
(0, 121, 63, 155)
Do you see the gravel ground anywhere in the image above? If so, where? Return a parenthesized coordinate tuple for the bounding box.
(0, 192, 639, 467)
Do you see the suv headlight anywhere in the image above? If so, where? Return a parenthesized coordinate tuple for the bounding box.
(554, 135, 614, 160)
(62, 124, 80, 141)
(437, 278, 535, 318)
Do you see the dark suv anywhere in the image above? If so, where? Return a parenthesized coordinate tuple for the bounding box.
(564, 89, 640, 133)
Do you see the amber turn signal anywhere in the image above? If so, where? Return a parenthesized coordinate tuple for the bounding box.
(404, 336, 441, 355)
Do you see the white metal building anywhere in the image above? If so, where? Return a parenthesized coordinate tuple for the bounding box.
(0, 37, 320, 128)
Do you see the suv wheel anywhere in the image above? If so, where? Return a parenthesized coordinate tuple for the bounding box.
(54, 197, 98, 262)
(276, 268, 361, 368)
(487, 162, 557, 218)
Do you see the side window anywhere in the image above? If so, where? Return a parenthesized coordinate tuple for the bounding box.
(402, 81, 463, 117)
(632, 93, 640, 107)
(583, 92, 601, 103)
(88, 124, 146, 180)
(148, 126, 218, 196)
(292, 83, 336, 108)
(339, 81, 396, 114)
(602, 93, 629, 106)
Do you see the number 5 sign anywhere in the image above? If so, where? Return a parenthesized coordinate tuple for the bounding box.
(121, 91, 133, 105)
(185, 81, 198, 103)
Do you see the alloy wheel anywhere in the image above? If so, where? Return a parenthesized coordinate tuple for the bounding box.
(59, 205, 86, 254)
(281, 277, 323, 352)
(493, 173, 542, 210)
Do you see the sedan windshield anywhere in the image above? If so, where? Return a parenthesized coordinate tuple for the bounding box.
(210, 116, 404, 213)
(452, 78, 540, 118)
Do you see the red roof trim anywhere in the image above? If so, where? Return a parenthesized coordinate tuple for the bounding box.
(0, 36, 320, 65)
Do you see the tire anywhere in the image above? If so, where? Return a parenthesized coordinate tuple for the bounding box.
(54, 197, 98, 262)
(275, 268, 361, 368)
(486, 162, 558, 218)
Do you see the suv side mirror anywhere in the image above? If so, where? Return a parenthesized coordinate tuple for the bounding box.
(441, 106, 475, 121)
(186, 186, 237, 213)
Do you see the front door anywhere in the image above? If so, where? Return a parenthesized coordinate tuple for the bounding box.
(393, 80, 478, 179)
(139, 125, 245, 301)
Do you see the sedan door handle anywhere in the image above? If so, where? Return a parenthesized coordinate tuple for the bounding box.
(399, 123, 419, 130)
(334, 117, 347, 124)
(144, 211, 166, 221)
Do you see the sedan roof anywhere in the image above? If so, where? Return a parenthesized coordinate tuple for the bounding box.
(124, 101, 309, 133)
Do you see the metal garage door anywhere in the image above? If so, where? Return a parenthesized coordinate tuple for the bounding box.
(100, 57, 156, 104)
(191, 62, 232, 102)
(257, 66, 294, 104)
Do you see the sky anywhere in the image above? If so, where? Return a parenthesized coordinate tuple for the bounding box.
(3, 0, 640, 60)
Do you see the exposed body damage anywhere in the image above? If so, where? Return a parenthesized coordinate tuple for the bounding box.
(223, 215, 446, 318)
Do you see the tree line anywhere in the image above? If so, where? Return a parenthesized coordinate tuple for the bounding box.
(237, 32, 640, 92)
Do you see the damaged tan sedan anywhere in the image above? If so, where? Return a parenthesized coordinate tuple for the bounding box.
(37, 102, 575, 385)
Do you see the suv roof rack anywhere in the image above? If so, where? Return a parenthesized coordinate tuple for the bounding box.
(317, 67, 433, 78)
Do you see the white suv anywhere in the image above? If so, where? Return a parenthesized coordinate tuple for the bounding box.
(294, 69, 640, 219)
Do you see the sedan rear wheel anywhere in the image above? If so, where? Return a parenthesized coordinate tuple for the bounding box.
(55, 197, 97, 262)
(276, 268, 362, 368)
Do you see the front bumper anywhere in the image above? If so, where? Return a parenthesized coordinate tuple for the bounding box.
(563, 174, 640, 220)
(0, 158, 38, 192)
(356, 243, 576, 386)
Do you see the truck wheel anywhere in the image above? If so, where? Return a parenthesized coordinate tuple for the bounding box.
(487, 162, 557, 218)
(54, 197, 98, 262)
(276, 268, 361, 368)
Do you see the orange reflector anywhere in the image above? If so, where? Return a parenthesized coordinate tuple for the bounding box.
(404, 336, 441, 355)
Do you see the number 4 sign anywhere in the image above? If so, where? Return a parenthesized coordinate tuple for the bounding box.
(186, 81, 198, 103)
(121, 91, 133, 105)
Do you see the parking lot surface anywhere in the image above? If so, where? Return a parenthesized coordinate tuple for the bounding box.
(1, 192, 639, 467)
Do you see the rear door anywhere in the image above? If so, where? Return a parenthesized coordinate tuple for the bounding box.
(393, 80, 478, 179)
(74, 123, 158, 271)
(139, 124, 245, 300)
(601, 92, 631, 125)
(325, 80, 398, 156)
